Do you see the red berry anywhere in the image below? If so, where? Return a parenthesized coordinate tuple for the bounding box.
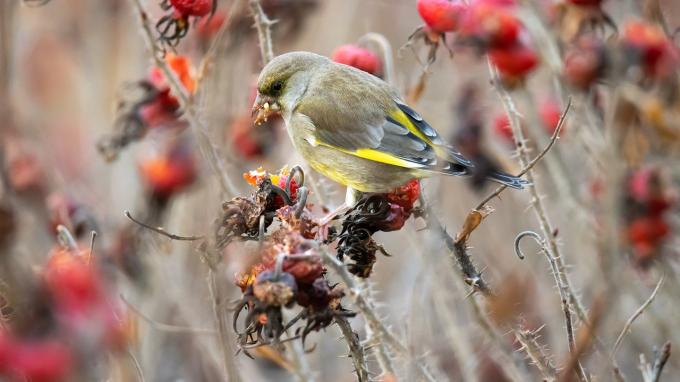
(539, 100, 563, 136)
(385, 179, 420, 212)
(332, 45, 382, 76)
(563, 35, 607, 89)
(196, 10, 227, 40)
(138, 141, 197, 199)
(170, 0, 213, 17)
(489, 41, 538, 79)
(417, 0, 466, 33)
(459, 0, 521, 49)
(567, 0, 604, 6)
(493, 113, 513, 141)
(11, 340, 74, 382)
(622, 20, 679, 79)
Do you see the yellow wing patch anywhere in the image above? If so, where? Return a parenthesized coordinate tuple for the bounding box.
(388, 109, 447, 158)
(317, 142, 424, 169)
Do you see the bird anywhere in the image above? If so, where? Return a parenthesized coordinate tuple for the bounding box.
(252, 51, 527, 220)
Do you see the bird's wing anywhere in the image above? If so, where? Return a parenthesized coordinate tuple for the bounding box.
(296, 69, 472, 172)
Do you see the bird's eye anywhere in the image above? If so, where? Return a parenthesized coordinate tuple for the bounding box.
(271, 80, 283, 94)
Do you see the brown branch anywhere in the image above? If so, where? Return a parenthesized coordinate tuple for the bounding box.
(248, 0, 275, 65)
(125, 211, 204, 241)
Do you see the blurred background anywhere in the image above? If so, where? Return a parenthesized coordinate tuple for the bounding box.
(1, 0, 680, 381)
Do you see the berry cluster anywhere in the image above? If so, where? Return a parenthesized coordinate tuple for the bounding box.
(624, 167, 676, 267)
(97, 54, 195, 161)
(0, 239, 126, 382)
(156, 0, 215, 47)
(336, 179, 420, 277)
(230, 168, 353, 351)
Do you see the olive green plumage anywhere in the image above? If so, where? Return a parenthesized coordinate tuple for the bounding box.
(254, 51, 527, 194)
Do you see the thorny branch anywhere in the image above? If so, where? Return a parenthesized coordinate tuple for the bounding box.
(249, 0, 275, 65)
(515, 231, 580, 377)
(320, 248, 438, 382)
(491, 65, 587, 380)
(334, 316, 369, 382)
(515, 327, 558, 381)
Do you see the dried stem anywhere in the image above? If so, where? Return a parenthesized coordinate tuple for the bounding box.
(611, 276, 665, 358)
(129, 0, 237, 196)
(248, 0, 275, 65)
(320, 248, 437, 382)
(334, 316, 369, 382)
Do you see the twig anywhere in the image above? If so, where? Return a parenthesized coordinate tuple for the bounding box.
(248, 0, 275, 65)
(320, 248, 438, 382)
(121, 295, 216, 334)
(334, 316, 369, 382)
(640, 342, 671, 382)
(611, 276, 665, 358)
(515, 328, 558, 381)
(475, 98, 571, 210)
(129, 0, 237, 196)
(125, 210, 204, 241)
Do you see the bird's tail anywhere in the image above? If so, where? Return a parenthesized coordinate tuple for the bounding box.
(437, 162, 529, 189)
(486, 170, 529, 189)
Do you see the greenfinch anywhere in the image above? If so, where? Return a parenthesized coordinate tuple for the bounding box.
(252, 51, 527, 206)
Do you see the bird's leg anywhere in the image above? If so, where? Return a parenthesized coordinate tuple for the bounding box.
(316, 187, 362, 240)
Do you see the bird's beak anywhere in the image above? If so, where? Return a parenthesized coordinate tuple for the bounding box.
(252, 93, 281, 125)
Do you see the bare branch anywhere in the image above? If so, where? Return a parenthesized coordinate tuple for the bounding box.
(640, 342, 671, 382)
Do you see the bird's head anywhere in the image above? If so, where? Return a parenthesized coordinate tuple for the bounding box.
(253, 51, 329, 125)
